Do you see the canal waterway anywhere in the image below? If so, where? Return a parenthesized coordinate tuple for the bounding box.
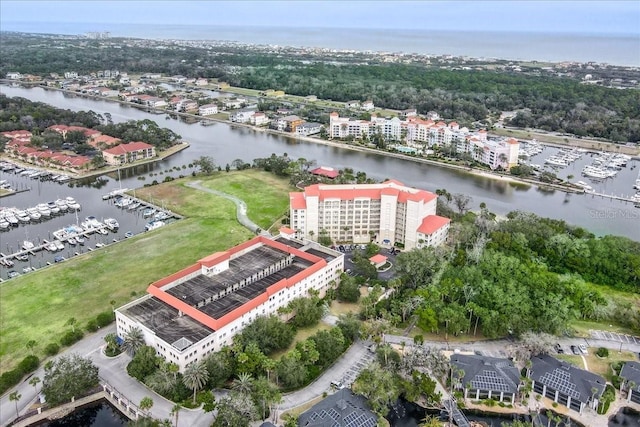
(1, 85, 639, 245)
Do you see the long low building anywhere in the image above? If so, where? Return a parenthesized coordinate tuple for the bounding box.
(116, 234, 343, 370)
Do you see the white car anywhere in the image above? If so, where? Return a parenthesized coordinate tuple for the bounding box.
(579, 344, 588, 354)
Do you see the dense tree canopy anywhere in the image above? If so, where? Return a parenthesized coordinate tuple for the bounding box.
(42, 354, 99, 406)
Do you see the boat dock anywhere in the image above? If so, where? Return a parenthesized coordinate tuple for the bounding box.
(587, 191, 640, 204)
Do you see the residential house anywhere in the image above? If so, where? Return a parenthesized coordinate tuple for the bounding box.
(400, 108, 418, 118)
(369, 254, 387, 268)
(115, 234, 343, 371)
(297, 388, 377, 427)
(223, 98, 247, 110)
(181, 100, 199, 112)
(6, 72, 22, 80)
(249, 112, 269, 126)
(64, 72, 78, 79)
(198, 104, 219, 116)
(450, 354, 521, 404)
(529, 354, 606, 413)
(102, 141, 156, 166)
(171, 75, 187, 84)
(195, 78, 208, 86)
(290, 180, 450, 249)
(620, 361, 640, 404)
(346, 100, 360, 109)
(230, 109, 256, 124)
(276, 115, 304, 133)
(296, 122, 322, 136)
(361, 100, 375, 111)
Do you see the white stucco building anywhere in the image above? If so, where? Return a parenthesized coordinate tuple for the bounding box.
(115, 234, 343, 371)
(290, 180, 450, 250)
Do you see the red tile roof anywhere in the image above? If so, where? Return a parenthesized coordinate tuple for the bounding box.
(103, 141, 154, 155)
(290, 192, 307, 210)
(417, 215, 451, 235)
(279, 226, 295, 235)
(298, 181, 436, 204)
(369, 254, 387, 264)
(310, 166, 339, 179)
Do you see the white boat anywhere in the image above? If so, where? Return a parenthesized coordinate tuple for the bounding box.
(54, 240, 65, 251)
(76, 236, 85, 245)
(0, 221, 9, 230)
(68, 237, 77, 245)
(37, 203, 51, 217)
(6, 215, 19, 225)
(154, 211, 169, 220)
(97, 228, 108, 235)
(17, 212, 30, 223)
(55, 199, 69, 211)
(27, 208, 41, 221)
(574, 181, 594, 192)
(545, 157, 568, 167)
(145, 220, 165, 231)
(22, 240, 35, 251)
(95, 242, 105, 248)
(104, 218, 119, 230)
(46, 242, 58, 252)
(142, 208, 156, 218)
(128, 202, 141, 210)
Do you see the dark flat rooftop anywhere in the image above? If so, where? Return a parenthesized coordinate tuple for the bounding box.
(122, 297, 214, 345)
(165, 245, 290, 306)
(274, 236, 304, 248)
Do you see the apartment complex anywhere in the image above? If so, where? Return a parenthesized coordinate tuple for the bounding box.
(102, 141, 156, 166)
(115, 234, 344, 371)
(329, 113, 519, 170)
(289, 180, 450, 250)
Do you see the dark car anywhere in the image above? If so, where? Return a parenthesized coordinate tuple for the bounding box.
(570, 345, 580, 355)
(554, 343, 564, 354)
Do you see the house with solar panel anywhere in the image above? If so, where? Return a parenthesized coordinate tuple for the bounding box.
(297, 388, 378, 427)
(450, 354, 521, 404)
(620, 361, 640, 404)
(529, 354, 606, 413)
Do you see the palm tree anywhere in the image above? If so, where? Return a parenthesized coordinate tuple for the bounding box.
(122, 327, 145, 356)
(170, 403, 181, 427)
(232, 372, 254, 395)
(9, 391, 21, 419)
(29, 375, 41, 394)
(182, 361, 209, 404)
(139, 396, 153, 417)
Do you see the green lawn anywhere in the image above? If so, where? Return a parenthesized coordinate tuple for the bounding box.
(0, 170, 293, 372)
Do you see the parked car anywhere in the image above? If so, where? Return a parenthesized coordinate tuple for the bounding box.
(554, 343, 564, 354)
(54, 255, 66, 263)
(579, 344, 588, 354)
(570, 345, 580, 355)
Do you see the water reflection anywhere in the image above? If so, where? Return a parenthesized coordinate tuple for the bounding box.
(34, 401, 126, 427)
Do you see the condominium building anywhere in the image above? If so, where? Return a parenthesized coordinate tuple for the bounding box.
(102, 141, 156, 166)
(115, 234, 344, 371)
(289, 180, 450, 250)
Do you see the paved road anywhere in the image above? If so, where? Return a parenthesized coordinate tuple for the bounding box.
(4, 326, 640, 427)
(186, 181, 263, 234)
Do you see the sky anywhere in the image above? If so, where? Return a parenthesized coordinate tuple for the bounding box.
(1, 0, 639, 35)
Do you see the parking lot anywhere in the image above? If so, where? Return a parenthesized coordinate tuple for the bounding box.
(590, 330, 640, 344)
(336, 345, 376, 388)
(338, 244, 400, 281)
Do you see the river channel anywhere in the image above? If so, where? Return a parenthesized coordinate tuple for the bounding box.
(1, 84, 639, 251)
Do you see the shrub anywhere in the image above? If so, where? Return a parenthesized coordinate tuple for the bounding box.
(60, 329, 84, 346)
(44, 342, 60, 356)
(612, 375, 622, 389)
(18, 355, 40, 373)
(596, 347, 609, 358)
(86, 319, 99, 332)
(96, 311, 115, 327)
(0, 369, 24, 394)
(552, 402, 558, 408)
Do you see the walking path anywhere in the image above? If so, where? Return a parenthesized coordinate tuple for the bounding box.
(186, 180, 264, 234)
(3, 327, 640, 427)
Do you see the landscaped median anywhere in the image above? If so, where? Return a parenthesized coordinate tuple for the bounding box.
(0, 170, 292, 374)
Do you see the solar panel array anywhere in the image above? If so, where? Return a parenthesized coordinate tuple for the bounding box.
(471, 370, 512, 392)
(539, 368, 581, 400)
(303, 403, 376, 427)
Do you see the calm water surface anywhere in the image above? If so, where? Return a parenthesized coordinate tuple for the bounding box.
(1, 85, 638, 250)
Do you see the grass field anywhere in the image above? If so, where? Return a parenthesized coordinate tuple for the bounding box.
(0, 170, 292, 372)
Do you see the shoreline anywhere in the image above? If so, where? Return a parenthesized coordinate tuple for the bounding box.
(0, 82, 615, 194)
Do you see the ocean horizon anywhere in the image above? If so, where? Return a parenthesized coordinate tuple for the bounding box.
(2, 21, 639, 66)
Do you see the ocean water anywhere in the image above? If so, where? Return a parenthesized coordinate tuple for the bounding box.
(2, 21, 639, 66)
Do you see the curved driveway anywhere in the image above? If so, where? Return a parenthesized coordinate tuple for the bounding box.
(186, 180, 263, 234)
